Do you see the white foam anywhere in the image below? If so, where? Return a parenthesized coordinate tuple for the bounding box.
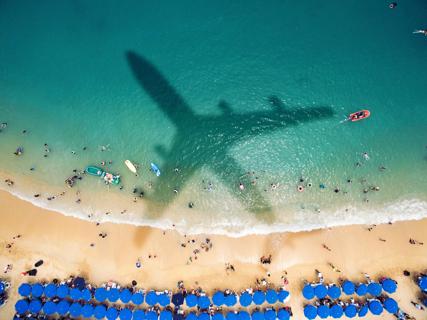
(2, 185, 427, 238)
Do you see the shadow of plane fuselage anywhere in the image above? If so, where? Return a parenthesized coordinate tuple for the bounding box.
(126, 51, 335, 218)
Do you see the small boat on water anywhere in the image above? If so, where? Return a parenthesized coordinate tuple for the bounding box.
(124, 160, 137, 174)
(85, 166, 121, 185)
(348, 110, 370, 122)
(150, 163, 161, 177)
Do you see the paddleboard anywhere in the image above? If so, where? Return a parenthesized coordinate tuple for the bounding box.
(150, 163, 161, 177)
(125, 160, 137, 174)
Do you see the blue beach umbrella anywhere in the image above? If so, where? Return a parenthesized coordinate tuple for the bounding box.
(213, 291, 225, 306)
(108, 288, 120, 302)
(317, 305, 329, 319)
(57, 300, 70, 315)
(358, 305, 369, 318)
(31, 283, 44, 298)
(225, 294, 237, 307)
(367, 282, 382, 297)
(69, 302, 82, 318)
(82, 288, 92, 301)
(382, 278, 397, 294)
(264, 309, 276, 320)
(302, 284, 315, 300)
(120, 288, 133, 304)
(266, 289, 278, 304)
(133, 310, 146, 320)
(356, 283, 367, 296)
(18, 283, 31, 297)
(278, 289, 289, 302)
(82, 304, 94, 318)
(238, 311, 250, 320)
(29, 299, 42, 313)
(15, 299, 29, 314)
(240, 292, 252, 306)
(198, 295, 211, 309)
(277, 309, 290, 320)
(304, 305, 317, 320)
(369, 300, 383, 315)
(226, 312, 238, 320)
(132, 292, 144, 305)
(213, 313, 225, 320)
(344, 305, 357, 318)
(146, 290, 158, 306)
(106, 307, 119, 320)
(43, 301, 57, 315)
(172, 292, 184, 306)
(327, 285, 341, 300)
(199, 313, 211, 320)
(94, 305, 107, 319)
(44, 283, 57, 298)
(251, 310, 264, 320)
(147, 311, 159, 320)
(0, 282, 4, 295)
(57, 284, 69, 299)
(342, 280, 355, 295)
(314, 284, 327, 299)
(253, 290, 266, 305)
(95, 287, 108, 302)
(384, 298, 399, 314)
(186, 294, 198, 307)
(329, 304, 343, 319)
(160, 310, 173, 320)
(120, 308, 133, 320)
(186, 312, 198, 320)
(418, 276, 427, 291)
(158, 293, 171, 306)
(70, 288, 82, 300)
(73, 277, 86, 290)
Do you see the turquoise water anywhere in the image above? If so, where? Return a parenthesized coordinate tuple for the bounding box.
(0, 0, 427, 235)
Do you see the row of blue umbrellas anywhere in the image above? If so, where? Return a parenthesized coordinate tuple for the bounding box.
(303, 298, 398, 319)
(18, 283, 289, 308)
(302, 279, 397, 300)
(18, 283, 169, 306)
(15, 298, 292, 320)
(15, 299, 169, 320)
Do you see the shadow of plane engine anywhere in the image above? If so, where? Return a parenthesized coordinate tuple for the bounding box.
(126, 51, 335, 218)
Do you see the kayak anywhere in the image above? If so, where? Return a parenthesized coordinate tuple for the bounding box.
(124, 160, 137, 174)
(348, 110, 370, 122)
(85, 166, 121, 185)
(150, 163, 161, 177)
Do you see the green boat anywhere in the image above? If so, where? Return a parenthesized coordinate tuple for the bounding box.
(85, 166, 121, 185)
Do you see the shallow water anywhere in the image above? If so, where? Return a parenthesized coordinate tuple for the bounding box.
(0, 0, 427, 235)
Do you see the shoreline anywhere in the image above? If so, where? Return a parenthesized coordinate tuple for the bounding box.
(1, 189, 427, 319)
(1, 170, 427, 237)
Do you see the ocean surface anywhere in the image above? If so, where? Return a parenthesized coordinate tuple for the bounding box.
(0, 0, 426, 236)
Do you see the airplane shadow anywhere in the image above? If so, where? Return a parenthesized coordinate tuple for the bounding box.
(125, 50, 335, 225)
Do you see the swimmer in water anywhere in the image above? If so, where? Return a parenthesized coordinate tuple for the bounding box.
(389, 2, 397, 9)
(363, 152, 369, 160)
(239, 183, 245, 190)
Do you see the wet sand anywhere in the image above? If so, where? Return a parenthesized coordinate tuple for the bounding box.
(1, 189, 427, 319)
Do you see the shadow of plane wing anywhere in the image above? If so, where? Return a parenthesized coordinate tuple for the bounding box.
(126, 51, 195, 122)
(214, 152, 274, 219)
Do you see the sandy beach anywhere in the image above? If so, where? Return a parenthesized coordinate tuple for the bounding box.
(0, 189, 426, 319)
